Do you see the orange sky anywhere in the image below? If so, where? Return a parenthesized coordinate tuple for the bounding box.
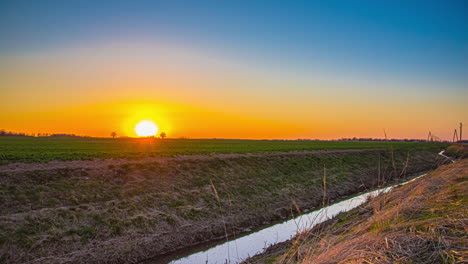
(0, 41, 466, 140)
(1, 2, 467, 140)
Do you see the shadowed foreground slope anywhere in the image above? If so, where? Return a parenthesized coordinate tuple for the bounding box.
(246, 156, 467, 264)
(0, 149, 440, 263)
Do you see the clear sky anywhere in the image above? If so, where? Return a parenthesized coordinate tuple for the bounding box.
(1, 0, 467, 139)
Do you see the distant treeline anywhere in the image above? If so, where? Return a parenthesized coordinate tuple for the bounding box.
(291, 138, 449, 143)
(0, 129, 453, 143)
(0, 130, 81, 138)
(337, 137, 444, 143)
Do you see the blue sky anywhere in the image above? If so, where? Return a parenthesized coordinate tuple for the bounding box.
(1, 0, 467, 85)
(0, 0, 466, 139)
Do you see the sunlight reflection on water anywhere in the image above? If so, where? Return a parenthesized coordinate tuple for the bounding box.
(168, 174, 426, 264)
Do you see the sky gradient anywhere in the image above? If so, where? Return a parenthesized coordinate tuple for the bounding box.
(1, 0, 467, 139)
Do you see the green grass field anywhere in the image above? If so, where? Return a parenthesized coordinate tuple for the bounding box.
(0, 136, 448, 164)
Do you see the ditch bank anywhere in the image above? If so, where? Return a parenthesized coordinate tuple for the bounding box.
(245, 156, 467, 264)
(0, 148, 443, 263)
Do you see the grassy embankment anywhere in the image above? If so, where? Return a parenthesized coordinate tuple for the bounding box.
(246, 145, 467, 264)
(0, 144, 444, 263)
(0, 136, 448, 164)
(0, 139, 448, 263)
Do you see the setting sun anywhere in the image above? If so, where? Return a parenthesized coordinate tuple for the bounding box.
(1, 2, 467, 263)
(135, 120, 159, 137)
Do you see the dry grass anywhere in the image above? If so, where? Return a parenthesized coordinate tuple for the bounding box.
(446, 144, 468, 160)
(250, 158, 467, 264)
(0, 149, 439, 263)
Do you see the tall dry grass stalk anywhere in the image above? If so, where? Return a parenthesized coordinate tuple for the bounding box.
(399, 152, 410, 178)
(322, 166, 327, 208)
(273, 165, 333, 264)
(274, 151, 423, 263)
(210, 179, 231, 260)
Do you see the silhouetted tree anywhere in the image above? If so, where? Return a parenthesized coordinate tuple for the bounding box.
(111, 132, 117, 139)
(160, 132, 166, 139)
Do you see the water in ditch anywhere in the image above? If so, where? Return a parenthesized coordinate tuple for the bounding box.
(154, 173, 426, 264)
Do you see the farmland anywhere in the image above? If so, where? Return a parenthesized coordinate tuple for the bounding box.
(0, 137, 447, 263)
(0, 136, 448, 164)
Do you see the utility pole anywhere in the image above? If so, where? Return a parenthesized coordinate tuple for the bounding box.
(460, 123, 463, 142)
(453, 129, 459, 143)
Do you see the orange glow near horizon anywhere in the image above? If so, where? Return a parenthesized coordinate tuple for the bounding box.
(0, 41, 466, 140)
(1, 2, 467, 142)
(0, 98, 464, 140)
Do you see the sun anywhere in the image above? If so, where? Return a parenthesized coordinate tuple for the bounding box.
(135, 120, 159, 137)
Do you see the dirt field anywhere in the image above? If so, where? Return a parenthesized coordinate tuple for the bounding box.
(0, 148, 441, 263)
